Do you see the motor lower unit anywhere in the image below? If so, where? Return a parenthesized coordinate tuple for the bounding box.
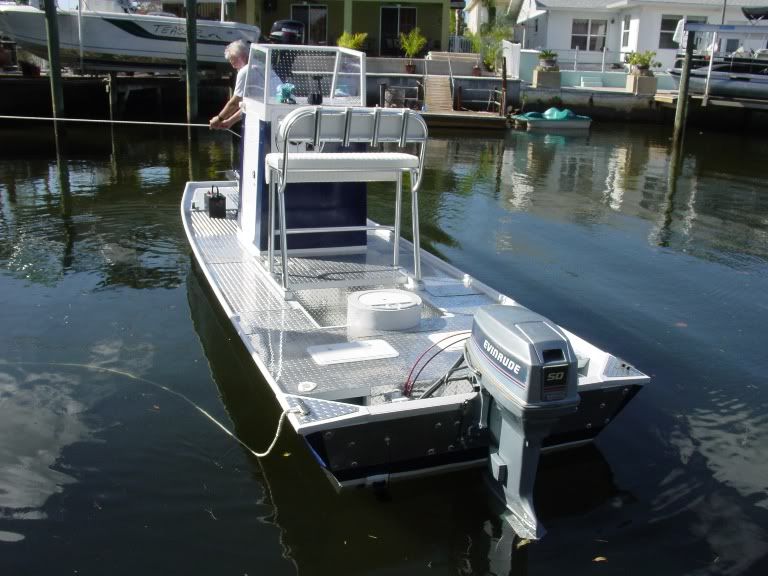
(465, 305, 580, 540)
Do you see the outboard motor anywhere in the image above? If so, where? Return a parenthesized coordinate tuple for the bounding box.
(269, 20, 305, 45)
(465, 305, 580, 540)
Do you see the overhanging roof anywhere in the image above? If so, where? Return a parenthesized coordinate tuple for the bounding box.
(536, 0, 768, 9)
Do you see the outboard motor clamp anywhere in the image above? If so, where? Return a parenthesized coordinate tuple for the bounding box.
(465, 305, 580, 540)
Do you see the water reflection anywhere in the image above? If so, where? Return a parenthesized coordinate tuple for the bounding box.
(1, 122, 767, 574)
(0, 366, 86, 519)
(0, 124, 235, 290)
(411, 127, 768, 268)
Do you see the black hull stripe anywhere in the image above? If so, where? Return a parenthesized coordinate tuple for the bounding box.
(105, 18, 231, 46)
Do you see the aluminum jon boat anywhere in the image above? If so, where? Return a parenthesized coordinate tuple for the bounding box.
(181, 44, 648, 540)
(0, 1, 260, 72)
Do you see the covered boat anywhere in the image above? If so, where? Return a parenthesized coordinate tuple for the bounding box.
(182, 44, 648, 540)
(0, 1, 260, 72)
(669, 59, 768, 100)
(511, 107, 592, 131)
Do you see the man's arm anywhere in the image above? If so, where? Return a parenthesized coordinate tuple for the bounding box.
(210, 95, 242, 129)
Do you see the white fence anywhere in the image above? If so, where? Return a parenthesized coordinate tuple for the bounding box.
(547, 47, 625, 72)
(502, 41, 520, 80)
(448, 35, 474, 53)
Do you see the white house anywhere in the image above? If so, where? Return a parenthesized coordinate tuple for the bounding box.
(516, 0, 768, 69)
(465, 0, 524, 33)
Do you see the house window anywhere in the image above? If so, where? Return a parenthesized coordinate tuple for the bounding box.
(659, 15, 706, 49)
(571, 19, 607, 51)
(621, 16, 631, 48)
(380, 6, 417, 56)
(725, 38, 740, 54)
(291, 4, 328, 45)
(659, 15, 682, 49)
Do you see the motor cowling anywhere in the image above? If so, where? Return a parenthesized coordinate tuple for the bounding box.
(465, 305, 580, 539)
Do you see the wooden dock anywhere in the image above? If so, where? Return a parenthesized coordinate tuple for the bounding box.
(422, 110, 507, 130)
(655, 92, 768, 111)
(0, 72, 232, 118)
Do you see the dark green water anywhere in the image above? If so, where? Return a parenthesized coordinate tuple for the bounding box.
(1, 122, 767, 575)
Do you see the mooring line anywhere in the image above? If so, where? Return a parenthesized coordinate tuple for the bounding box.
(0, 115, 241, 138)
(2, 360, 289, 458)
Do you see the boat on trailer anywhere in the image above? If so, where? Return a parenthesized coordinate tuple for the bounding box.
(0, 1, 260, 72)
(181, 44, 649, 540)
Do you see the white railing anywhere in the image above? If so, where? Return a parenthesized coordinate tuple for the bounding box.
(546, 47, 624, 72)
(448, 35, 474, 53)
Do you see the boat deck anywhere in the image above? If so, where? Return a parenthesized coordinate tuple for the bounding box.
(187, 183, 496, 402)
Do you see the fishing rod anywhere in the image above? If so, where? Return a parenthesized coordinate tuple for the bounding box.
(0, 115, 242, 138)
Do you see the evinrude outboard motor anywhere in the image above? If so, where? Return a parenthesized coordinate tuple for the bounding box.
(465, 305, 580, 540)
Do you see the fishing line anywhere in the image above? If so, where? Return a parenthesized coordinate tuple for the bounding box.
(2, 361, 291, 458)
(0, 115, 242, 138)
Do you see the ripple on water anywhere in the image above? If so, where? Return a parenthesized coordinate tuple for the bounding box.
(0, 531, 25, 543)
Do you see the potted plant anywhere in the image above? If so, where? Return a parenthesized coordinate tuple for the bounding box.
(400, 27, 426, 74)
(537, 49, 559, 70)
(532, 49, 560, 89)
(337, 31, 368, 51)
(625, 50, 660, 95)
(626, 50, 660, 76)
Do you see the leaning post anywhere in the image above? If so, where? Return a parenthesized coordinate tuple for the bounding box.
(185, 0, 198, 123)
(672, 30, 695, 148)
(500, 58, 507, 117)
(42, 0, 64, 118)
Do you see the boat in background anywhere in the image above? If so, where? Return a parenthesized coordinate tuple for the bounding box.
(0, 1, 260, 72)
(668, 10, 768, 100)
(511, 107, 592, 131)
(669, 55, 768, 100)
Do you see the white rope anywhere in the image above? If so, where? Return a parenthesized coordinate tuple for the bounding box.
(3, 361, 293, 459)
(0, 114, 209, 128)
(0, 115, 241, 137)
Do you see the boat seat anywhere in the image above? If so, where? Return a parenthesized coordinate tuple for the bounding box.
(265, 106, 428, 295)
(265, 152, 419, 182)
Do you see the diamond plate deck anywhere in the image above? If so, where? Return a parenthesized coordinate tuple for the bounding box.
(187, 190, 491, 401)
(286, 396, 362, 424)
(185, 181, 648, 414)
(604, 356, 646, 379)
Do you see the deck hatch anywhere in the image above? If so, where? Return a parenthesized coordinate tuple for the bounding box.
(308, 340, 399, 365)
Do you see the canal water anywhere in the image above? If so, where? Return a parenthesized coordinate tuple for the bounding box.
(1, 121, 767, 576)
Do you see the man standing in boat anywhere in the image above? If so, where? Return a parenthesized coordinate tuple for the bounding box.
(210, 40, 249, 130)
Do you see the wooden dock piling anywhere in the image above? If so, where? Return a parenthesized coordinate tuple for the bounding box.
(185, 0, 198, 123)
(42, 0, 64, 118)
(672, 31, 695, 148)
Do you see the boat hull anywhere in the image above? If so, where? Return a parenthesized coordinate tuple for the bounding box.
(669, 67, 768, 100)
(305, 381, 642, 486)
(182, 180, 647, 489)
(0, 6, 260, 70)
(511, 116, 592, 131)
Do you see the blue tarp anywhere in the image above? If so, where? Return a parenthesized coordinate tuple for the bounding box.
(515, 107, 590, 121)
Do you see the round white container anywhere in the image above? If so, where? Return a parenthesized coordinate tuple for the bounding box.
(347, 289, 423, 336)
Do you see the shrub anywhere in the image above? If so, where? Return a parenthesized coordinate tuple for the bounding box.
(626, 50, 661, 69)
(337, 32, 368, 51)
(538, 49, 558, 60)
(400, 28, 427, 62)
